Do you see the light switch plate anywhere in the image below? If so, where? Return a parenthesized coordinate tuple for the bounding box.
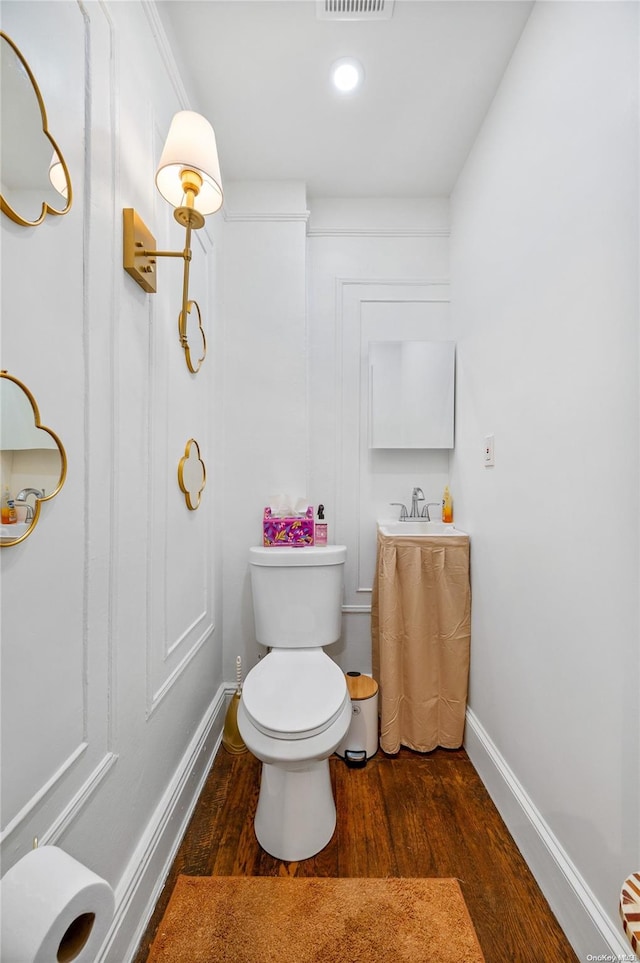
(484, 434, 495, 467)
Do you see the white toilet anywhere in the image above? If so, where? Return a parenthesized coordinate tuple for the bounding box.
(237, 544, 350, 862)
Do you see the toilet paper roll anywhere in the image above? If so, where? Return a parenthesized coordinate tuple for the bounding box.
(0, 845, 115, 963)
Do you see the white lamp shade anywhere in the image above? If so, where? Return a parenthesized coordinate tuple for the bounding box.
(48, 151, 68, 199)
(155, 110, 223, 216)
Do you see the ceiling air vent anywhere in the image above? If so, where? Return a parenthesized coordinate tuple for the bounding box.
(316, 0, 395, 21)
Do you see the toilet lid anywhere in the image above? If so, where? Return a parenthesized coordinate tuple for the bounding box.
(242, 650, 348, 740)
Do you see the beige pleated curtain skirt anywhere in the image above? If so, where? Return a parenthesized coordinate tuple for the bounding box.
(371, 532, 471, 755)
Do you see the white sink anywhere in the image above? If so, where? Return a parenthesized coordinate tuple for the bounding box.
(378, 519, 466, 537)
(1, 522, 31, 539)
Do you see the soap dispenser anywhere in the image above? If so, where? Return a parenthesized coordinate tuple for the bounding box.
(1, 487, 17, 525)
(442, 486, 453, 524)
(315, 504, 328, 546)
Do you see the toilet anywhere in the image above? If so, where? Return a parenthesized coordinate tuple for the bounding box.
(237, 544, 351, 862)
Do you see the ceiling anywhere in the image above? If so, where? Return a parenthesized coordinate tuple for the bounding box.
(157, 0, 534, 199)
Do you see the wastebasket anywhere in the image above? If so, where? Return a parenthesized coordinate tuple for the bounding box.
(335, 672, 379, 767)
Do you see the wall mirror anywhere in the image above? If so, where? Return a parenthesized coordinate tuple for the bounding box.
(180, 300, 207, 374)
(0, 31, 72, 226)
(369, 341, 455, 449)
(177, 438, 206, 510)
(1, 371, 67, 546)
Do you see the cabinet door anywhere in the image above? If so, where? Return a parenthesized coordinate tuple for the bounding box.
(369, 341, 455, 448)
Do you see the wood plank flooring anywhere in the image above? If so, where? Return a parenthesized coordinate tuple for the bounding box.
(133, 746, 580, 963)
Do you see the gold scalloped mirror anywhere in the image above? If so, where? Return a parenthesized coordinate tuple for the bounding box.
(178, 438, 206, 511)
(0, 31, 72, 226)
(180, 300, 207, 374)
(0, 372, 67, 546)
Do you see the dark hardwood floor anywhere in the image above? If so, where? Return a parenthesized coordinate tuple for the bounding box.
(133, 746, 579, 963)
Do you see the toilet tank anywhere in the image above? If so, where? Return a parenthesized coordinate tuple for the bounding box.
(249, 545, 347, 648)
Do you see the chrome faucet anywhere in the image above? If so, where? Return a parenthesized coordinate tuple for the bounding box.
(15, 488, 44, 522)
(16, 487, 44, 502)
(410, 487, 425, 518)
(390, 489, 437, 522)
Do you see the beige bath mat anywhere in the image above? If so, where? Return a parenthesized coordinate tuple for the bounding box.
(147, 875, 485, 962)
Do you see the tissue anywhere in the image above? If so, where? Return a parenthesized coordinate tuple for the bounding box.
(0, 845, 115, 963)
(263, 503, 314, 547)
(268, 495, 310, 517)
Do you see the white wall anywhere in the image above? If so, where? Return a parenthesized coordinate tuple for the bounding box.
(307, 198, 453, 670)
(218, 180, 309, 679)
(0, 3, 225, 960)
(451, 2, 639, 958)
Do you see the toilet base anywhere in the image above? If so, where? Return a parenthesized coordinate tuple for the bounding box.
(255, 758, 336, 861)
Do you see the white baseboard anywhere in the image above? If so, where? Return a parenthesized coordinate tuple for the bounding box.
(99, 683, 230, 963)
(464, 708, 630, 963)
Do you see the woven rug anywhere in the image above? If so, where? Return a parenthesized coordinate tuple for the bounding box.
(146, 875, 485, 962)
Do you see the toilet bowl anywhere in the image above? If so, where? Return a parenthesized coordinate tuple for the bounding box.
(238, 649, 351, 860)
(237, 544, 349, 861)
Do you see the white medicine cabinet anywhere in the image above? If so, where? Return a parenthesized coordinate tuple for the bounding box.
(368, 340, 455, 449)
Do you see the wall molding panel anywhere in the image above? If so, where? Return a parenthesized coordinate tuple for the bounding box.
(91, 0, 118, 762)
(145, 143, 215, 717)
(100, 687, 226, 963)
(144, 210, 212, 697)
(0, 0, 123, 861)
(0, 744, 88, 846)
(149, 625, 214, 717)
(41, 752, 119, 847)
(165, 609, 209, 659)
(307, 218, 451, 673)
(335, 279, 451, 610)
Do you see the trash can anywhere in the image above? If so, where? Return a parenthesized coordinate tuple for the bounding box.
(335, 672, 379, 768)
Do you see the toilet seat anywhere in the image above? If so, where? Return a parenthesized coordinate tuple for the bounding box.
(242, 649, 348, 741)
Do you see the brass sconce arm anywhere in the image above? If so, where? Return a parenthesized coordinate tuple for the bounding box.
(122, 209, 194, 351)
(122, 112, 223, 372)
(123, 167, 203, 290)
(142, 245, 191, 260)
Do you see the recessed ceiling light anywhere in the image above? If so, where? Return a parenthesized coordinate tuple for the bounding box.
(331, 57, 364, 94)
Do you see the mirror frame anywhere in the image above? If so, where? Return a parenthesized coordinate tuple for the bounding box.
(177, 438, 206, 511)
(0, 31, 73, 227)
(0, 371, 68, 546)
(179, 299, 207, 374)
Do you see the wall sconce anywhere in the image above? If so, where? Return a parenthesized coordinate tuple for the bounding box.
(123, 110, 223, 372)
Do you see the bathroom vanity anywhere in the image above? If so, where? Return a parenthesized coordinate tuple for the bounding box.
(372, 521, 471, 754)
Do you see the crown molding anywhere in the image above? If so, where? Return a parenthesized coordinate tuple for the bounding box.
(223, 210, 311, 223)
(307, 226, 450, 238)
(142, 1, 190, 109)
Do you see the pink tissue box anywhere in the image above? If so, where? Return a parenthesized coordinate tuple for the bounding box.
(263, 506, 315, 547)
